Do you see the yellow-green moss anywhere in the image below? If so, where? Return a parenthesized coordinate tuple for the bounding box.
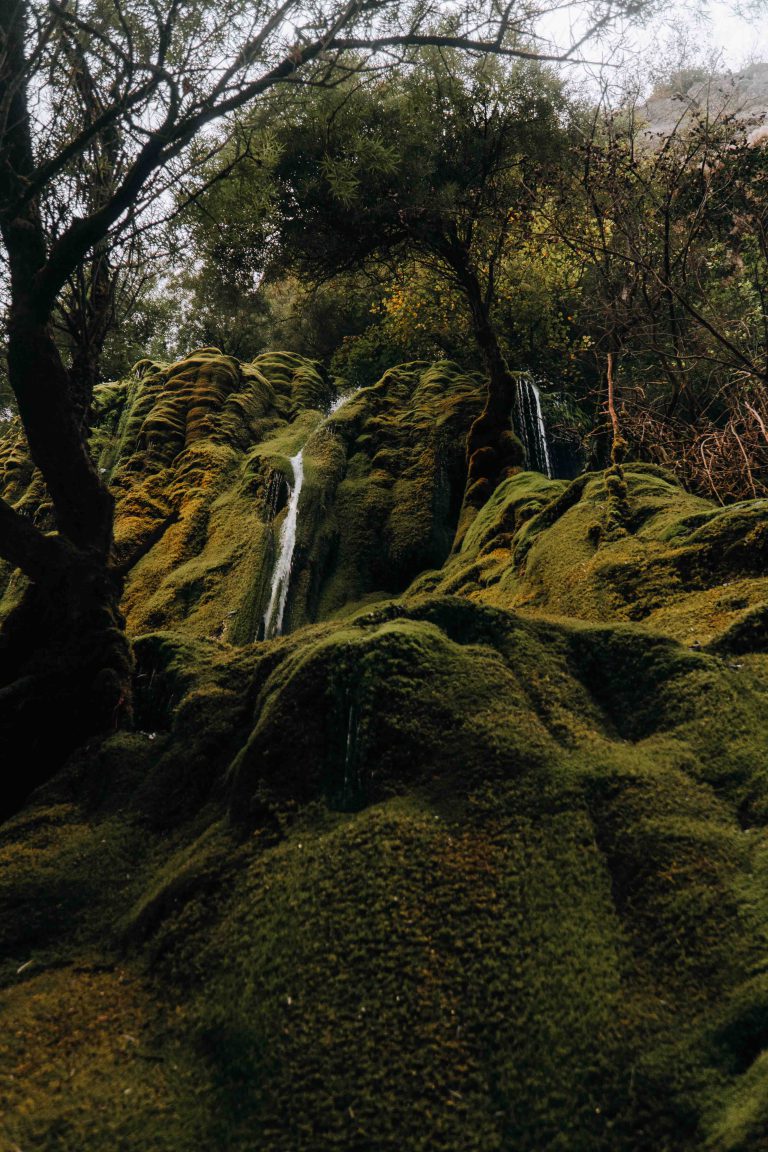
(89, 354, 483, 641)
(5, 351, 768, 1147)
(5, 592, 765, 1148)
(0, 964, 208, 1151)
(423, 465, 768, 647)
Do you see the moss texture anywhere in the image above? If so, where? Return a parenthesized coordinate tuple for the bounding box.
(424, 464, 768, 647)
(3, 353, 768, 1149)
(0, 350, 483, 640)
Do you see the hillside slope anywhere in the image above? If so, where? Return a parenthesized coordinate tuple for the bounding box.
(2, 352, 768, 1151)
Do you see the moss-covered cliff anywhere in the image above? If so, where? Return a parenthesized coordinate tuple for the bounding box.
(3, 351, 768, 1150)
(88, 348, 479, 641)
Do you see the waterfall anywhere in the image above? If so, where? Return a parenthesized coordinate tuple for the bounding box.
(328, 392, 348, 416)
(341, 699, 361, 808)
(516, 374, 553, 478)
(261, 389, 359, 641)
(327, 388, 358, 417)
(262, 450, 305, 640)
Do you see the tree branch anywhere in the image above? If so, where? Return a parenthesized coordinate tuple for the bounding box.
(328, 33, 597, 64)
(0, 495, 59, 581)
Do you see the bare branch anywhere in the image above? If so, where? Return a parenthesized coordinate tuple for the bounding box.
(328, 33, 611, 65)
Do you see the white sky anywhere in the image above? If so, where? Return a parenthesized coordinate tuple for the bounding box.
(536, 1, 768, 93)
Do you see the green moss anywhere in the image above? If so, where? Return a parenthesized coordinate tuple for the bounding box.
(5, 351, 768, 1146)
(0, 353, 480, 642)
(251, 349, 334, 413)
(0, 964, 209, 1152)
(147, 798, 630, 1152)
(0, 352, 484, 640)
(4, 590, 768, 1148)
(423, 465, 768, 648)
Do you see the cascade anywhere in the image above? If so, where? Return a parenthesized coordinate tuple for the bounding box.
(262, 388, 359, 640)
(340, 699, 362, 809)
(327, 389, 356, 416)
(515, 373, 553, 478)
(262, 450, 305, 639)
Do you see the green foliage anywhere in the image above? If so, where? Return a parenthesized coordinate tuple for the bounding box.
(267, 51, 568, 299)
(165, 52, 577, 412)
(161, 126, 283, 360)
(263, 273, 385, 363)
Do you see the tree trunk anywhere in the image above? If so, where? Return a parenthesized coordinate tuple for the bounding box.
(0, 2, 133, 818)
(447, 246, 524, 550)
(0, 281, 132, 817)
(0, 547, 132, 821)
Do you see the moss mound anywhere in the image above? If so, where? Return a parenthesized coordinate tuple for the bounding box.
(4, 355, 768, 1147)
(423, 464, 768, 646)
(4, 591, 768, 1148)
(0, 351, 483, 642)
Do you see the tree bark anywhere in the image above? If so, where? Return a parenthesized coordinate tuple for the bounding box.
(444, 243, 524, 549)
(0, 546, 132, 821)
(0, 2, 131, 815)
(0, 297, 132, 815)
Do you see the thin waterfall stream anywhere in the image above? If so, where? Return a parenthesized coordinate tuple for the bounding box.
(515, 373, 553, 478)
(262, 389, 359, 641)
(262, 449, 305, 639)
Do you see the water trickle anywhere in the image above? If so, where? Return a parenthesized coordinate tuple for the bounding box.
(262, 450, 304, 639)
(341, 700, 361, 808)
(515, 373, 553, 478)
(328, 392, 350, 416)
(261, 389, 360, 641)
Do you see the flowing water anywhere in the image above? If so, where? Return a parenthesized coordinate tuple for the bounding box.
(340, 699, 362, 809)
(516, 373, 552, 478)
(262, 388, 360, 640)
(327, 389, 357, 416)
(262, 450, 305, 640)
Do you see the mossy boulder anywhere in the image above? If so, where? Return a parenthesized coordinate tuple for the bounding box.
(425, 464, 768, 647)
(5, 590, 768, 1148)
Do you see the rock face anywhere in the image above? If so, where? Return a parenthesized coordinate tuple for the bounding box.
(81, 349, 480, 642)
(640, 62, 768, 142)
(3, 352, 768, 1150)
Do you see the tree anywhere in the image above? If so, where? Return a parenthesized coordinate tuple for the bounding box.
(554, 80, 768, 498)
(0, 0, 657, 808)
(244, 52, 570, 540)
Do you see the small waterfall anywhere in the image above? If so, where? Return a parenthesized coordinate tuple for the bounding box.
(261, 389, 359, 641)
(325, 387, 360, 418)
(515, 374, 553, 478)
(341, 699, 362, 808)
(263, 450, 304, 639)
(328, 392, 350, 416)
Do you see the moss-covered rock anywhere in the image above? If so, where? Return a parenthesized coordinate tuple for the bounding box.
(0, 351, 483, 642)
(424, 464, 768, 647)
(5, 354, 768, 1148)
(6, 591, 768, 1148)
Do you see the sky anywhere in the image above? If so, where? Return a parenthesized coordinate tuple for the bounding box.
(535, 1, 768, 94)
